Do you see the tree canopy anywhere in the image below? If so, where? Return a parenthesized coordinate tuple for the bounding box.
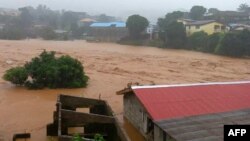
(190, 6, 207, 20)
(3, 51, 89, 89)
(126, 14, 149, 39)
(238, 3, 250, 12)
(19, 7, 33, 28)
(165, 21, 186, 48)
(208, 8, 220, 14)
(188, 31, 208, 50)
(215, 32, 245, 57)
(157, 11, 185, 48)
(158, 11, 184, 30)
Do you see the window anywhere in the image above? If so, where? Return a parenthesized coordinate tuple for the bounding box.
(214, 25, 220, 30)
(195, 25, 200, 29)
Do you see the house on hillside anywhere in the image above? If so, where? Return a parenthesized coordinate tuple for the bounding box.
(185, 20, 228, 35)
(117, 81, 250, 141)
(88, 22, 128, 42)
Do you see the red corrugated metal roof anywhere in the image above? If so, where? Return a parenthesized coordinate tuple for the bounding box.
(132, 81, 250, 121)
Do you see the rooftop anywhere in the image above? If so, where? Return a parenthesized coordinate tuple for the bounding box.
(131, 81, 250, 121)
(80, 18, 96, 22)
(156, 108, 250, 141)
(178, 18, 195, 22)
(186, 20, 217, 26)
(90, 22, 126, 28)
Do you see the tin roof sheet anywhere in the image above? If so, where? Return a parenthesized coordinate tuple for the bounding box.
(155, 108, 250, 141)
(90, 22, 126, 27)
(132, 81, 250, 121)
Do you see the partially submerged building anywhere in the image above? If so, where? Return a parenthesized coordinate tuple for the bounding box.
(47, 94, 130, 141)
(88, 22, 128, 42)
(117, 81, 250, 141)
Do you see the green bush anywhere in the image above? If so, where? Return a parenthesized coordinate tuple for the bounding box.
(72, 134, 84, 141)
(238, 29, 250, 56)
(24, 51, 58, 89)
(71, 134, 105, 141)
(165, 21, 187, 48)
(188, 31, 208, 50)
(203, 33, 223, 53)
(215, 32, 245, 57)
(3, 67, 28, 85)
(94, 134, 105, 141)
(55, 55, 89, 88)
(4, 50, 88, 89)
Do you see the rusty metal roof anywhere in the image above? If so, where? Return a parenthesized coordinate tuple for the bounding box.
(131, 81, 250, 121)
(155, 108, 250, 141)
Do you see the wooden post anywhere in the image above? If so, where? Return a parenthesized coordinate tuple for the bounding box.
(57, 96, 62, 136)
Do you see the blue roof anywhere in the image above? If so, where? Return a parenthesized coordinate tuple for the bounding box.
(90, 22, 126, 27)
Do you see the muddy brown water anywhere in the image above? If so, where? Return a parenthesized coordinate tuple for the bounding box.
(0, 40, 250, 141)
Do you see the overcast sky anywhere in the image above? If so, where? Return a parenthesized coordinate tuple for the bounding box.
(0, 0, 249, 22)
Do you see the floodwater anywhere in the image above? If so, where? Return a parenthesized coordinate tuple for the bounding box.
(0, 40, 250, 141)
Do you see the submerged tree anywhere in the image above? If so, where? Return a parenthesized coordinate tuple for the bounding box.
(3, 51, 89, 89)
(188, 31, 208, 50)
(3, 67, 28, 86)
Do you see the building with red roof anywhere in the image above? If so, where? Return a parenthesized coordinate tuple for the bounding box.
(117, 81, 250, 141)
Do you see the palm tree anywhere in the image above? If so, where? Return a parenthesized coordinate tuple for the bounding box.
(238, 3, 250, 12)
